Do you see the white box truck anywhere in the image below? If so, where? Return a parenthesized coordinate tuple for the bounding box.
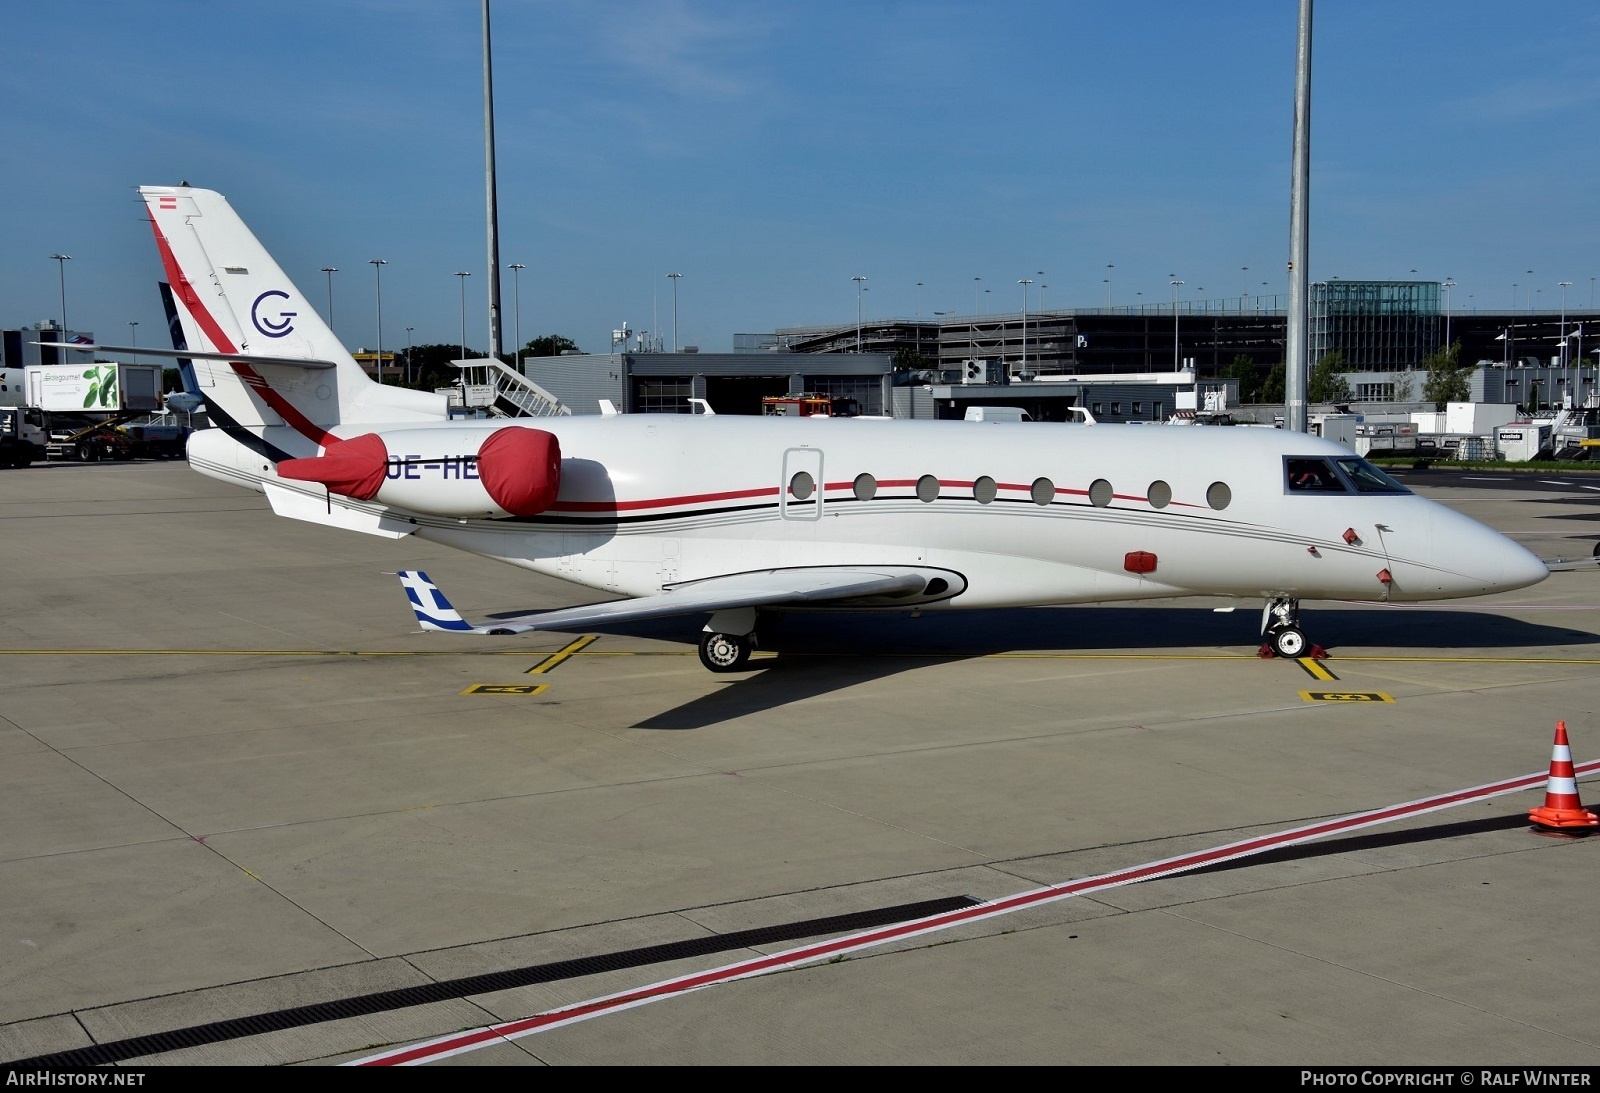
(7, 364, 184, 461)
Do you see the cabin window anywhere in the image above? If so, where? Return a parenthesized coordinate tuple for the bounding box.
(1207, 481, 1232, 510)
(916, 474, 940, 503)
(789, 470, 815, 501)
(1285, 457, 1347, 493)
(1030, 477, 1054, 506)
(1088, 479, 1113, 507)
(1133, 401, 1144, 415)
(1092, 402, 1104, 415)
(973, 476, 997, 504)
(1334, 457, 1410, 494)
(853, 472, 877, 501)
(1147, 480, 1172, 509)
(1111, 402, 1122, 415)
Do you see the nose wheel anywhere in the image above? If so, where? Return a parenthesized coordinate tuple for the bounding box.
(1259, 597, 1325, 659)
(1267, 625, 1308, 659)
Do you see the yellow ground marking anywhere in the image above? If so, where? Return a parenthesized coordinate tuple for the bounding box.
(1296, 656, 1339, 681)
(461, 683, 550, 696)
(3, 650, 1598, 666)
(524, 634, 599, 674)
(1301, 690, 1395, 703)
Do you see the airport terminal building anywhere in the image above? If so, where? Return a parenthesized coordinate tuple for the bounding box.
(518, 280, 1597, 419)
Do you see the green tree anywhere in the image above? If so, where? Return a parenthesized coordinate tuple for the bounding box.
(1308, 351, 1353, 403)
(398, 343, 478, 391)
(521, 334, 579, 359)
(1261, 361, 1286, 403)
(1221, 354, 1260, 403)
(1391, 372, 1415, 403)
(891, 347, 930, 373)
(1421, 340, 1470, 411)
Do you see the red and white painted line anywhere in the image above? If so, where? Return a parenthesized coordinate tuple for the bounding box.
(350, 758, 1600, 1066)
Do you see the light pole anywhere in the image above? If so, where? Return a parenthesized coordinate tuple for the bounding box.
(404, 326, 414, 386)
(320, 267, 338, 331)
(1559, 282, 1573, 363)
(1170, 279, 1185, 369)
(852, 275, 868, 351)
(1241, 266, 1249, 305)
(1441, 280, 1456, 355)
(666, 272, 682, 352)
(1527, 270, 1535, 315)
(507, 263, 525, 369)
(1018, 279, 1033, 368)
(973, 276, 981, 313)
(1105, 263, 1114, 307)
(128, 321, 138, 348)
(915, 281, 923, 319)
(454, 271, 472, 361)
(49, 253, 70, 356)
(1559, 281, 1574, 400)
(368, 259, 387, 383)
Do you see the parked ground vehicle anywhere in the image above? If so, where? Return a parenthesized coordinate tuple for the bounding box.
(0, 407, 37, 467)
(964, 406, 1033, 423)
(761, 393, 861, 417)
(0, 363, 185, 461)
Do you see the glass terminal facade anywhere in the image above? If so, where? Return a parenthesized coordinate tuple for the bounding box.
(1309, 281, 1441, 371)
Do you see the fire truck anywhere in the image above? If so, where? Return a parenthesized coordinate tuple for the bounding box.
(760, 393, 861, 417)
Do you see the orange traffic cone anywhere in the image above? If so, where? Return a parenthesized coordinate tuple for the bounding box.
(1529, 721, 1599, 835)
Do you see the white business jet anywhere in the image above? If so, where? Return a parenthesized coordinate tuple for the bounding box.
(54, 185, 1551, 671)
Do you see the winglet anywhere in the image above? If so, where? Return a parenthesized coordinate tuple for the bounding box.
(397, 570, 476, 632)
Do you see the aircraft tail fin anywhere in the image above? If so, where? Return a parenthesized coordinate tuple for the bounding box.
(139, 185, 444, 449)
(398, 570, 489, 633)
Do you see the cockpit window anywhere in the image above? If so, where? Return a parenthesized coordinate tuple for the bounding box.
(1285, 457, 1347, 493)
(1334, 457, 1410, 494)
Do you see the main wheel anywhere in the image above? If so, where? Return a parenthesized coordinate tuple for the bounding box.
(1270, 626, 1308, 659)
(76, 440, 100, 462)
(698, 631, 752, 673)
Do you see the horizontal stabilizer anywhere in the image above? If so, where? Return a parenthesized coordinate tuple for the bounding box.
(32, 342, 337, 369)
(396, 565, 966, 635)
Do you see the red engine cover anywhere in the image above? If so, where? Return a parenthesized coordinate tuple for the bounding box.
(1123, 550, 1158, 574)
(276, 432, 388, 500)
(477, 427, 561, 517)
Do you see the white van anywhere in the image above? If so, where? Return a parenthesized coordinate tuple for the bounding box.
(964, 406, 1032, 423)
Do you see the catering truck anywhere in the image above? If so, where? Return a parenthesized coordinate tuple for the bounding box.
(0, 363, 184, 461)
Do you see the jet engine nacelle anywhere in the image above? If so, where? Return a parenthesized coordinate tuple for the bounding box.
(276, 425, 561, 519)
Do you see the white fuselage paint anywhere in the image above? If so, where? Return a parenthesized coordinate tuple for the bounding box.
(189, 414, 1550, 612)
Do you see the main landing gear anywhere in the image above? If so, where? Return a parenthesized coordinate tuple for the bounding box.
(698, 630, 753, 672)
(698, 607, 761, 673)
(1259, 596, 1325, 659)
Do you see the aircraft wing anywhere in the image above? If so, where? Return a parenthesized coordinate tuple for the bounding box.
(397, 566, 962, 635)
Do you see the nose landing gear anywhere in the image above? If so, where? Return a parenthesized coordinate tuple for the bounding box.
(1259, 597, 1327, 659)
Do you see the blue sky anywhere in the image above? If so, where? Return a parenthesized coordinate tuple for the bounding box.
(4, 1, 1598, 357)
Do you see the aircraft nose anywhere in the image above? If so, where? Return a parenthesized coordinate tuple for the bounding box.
(1492, 537, 1552, 592)
(1443, 510, 1549, 594)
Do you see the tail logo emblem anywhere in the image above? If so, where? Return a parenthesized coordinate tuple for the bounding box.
(251, 289, 297, 338)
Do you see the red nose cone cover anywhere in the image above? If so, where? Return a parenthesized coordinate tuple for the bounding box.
(477, 427, 561, 516)
(276, 432, 389, 500)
